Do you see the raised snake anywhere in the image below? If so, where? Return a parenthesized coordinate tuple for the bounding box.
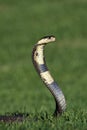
(0, 35, 66, 122)
(32, 35, 66, 116)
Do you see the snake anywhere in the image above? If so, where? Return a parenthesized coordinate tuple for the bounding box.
(32, 35, 66, 116)
(0, 35, 66, 123)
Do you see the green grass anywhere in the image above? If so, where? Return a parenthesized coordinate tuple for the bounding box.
(0, 0, 87, 129)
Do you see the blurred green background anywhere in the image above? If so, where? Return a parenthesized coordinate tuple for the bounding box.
(0, 0, 87, 129)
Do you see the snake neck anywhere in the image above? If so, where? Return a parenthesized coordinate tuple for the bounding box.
(32, 44, 54, 84)
(32, 44, 46, 73)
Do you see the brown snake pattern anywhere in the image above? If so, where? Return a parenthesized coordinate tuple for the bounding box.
(32, 35, 66, 116)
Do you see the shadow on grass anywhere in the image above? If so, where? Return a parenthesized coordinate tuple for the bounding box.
(0, 112, 29, 123)
(0, 111, 54, 123)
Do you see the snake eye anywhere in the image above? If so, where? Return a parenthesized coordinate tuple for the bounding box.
(48, 36, 51, 39)
(48, 35, 55, 39)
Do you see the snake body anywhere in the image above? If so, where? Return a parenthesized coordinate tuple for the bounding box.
(32, 35, 66, 116)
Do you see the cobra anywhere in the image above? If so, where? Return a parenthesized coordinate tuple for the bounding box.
(32, 35, 66, 116)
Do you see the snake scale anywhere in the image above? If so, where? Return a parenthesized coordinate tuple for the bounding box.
(32, 35, 66, 116)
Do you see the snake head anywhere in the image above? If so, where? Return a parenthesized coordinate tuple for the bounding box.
(37, 35, 56, 45)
